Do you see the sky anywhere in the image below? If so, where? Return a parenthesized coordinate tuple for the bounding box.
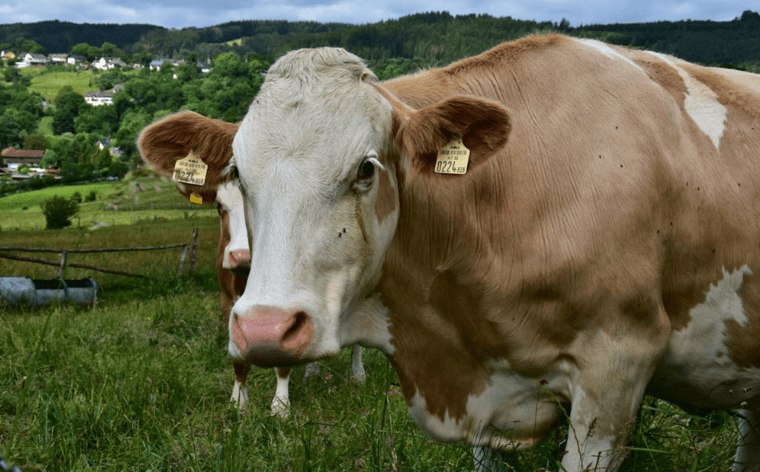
(0, 0, 755, 30)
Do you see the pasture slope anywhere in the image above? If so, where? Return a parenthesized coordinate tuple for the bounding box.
(0, 189, 740, 471)
(0, 173, 216, 231)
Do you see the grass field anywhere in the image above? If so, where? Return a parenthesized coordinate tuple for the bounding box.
(0, 174, 216, 231)
(23, 69, 98, 103)
(0, 191, 743, 471)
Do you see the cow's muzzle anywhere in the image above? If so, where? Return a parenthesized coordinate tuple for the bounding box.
(230, 306, 313, 367)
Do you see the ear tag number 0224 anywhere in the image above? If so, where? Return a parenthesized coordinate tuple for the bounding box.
(173, 152, 208, 186)
(435, 136, 470, 175)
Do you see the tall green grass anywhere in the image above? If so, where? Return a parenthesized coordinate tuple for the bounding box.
(0, 216, 741, 471)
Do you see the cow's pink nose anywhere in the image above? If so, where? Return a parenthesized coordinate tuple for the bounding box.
(230, 306, 313, 367)
(227, 249, 251, 270)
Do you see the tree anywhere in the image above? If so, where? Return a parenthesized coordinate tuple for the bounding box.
(52, 87, 87, 135)
(40, 195, 79, 229)
(23, 134, 48, 150)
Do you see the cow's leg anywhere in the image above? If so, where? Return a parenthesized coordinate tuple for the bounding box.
(472, 446, 509, 472)
(271, 367, 291, 417)
(561, 330, 666, 471)
(350, 344, 366, 381)
(733, 407, 760, 471)
(230, 361, 250, 408)
(303, 362, 320, 380)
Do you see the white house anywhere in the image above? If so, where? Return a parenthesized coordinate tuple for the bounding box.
(84, 90, 115, 106)
(93, 57, 127, 70)
(48, 53, 68, 63)
(67, 55, 87, 65)
(15, 53, 48, 68)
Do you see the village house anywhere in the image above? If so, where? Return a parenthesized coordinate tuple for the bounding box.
(93, 57, 127, 70)
(0, 50, 16, 61)
(84, 84, 124, 106)
(1, 147, 45, 171)
(67, 55, 87, 65)
(15, 53, 48, 68)
(48, 53, 68, 63)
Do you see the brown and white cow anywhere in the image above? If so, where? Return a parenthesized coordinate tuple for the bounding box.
(139, 115, 365, 416)
(140, 35, 760, 470)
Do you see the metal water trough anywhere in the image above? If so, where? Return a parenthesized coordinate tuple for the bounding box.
(0, 277, 99, 307)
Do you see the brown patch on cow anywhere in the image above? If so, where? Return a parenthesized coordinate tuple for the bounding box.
(382, 269, 491, 422)
(725, 276, 760, 368)
(628, 52, 688, 106)
(374, 163, 397, 225)
(444, 34, 571, 76)
(138, 111, 238, 192)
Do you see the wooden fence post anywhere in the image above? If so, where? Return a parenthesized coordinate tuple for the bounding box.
(57, 250, 69, 279)
(189, 227, 199, 275)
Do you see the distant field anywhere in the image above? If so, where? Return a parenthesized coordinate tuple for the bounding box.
(0, 174, 217, 231)
(25, 69, 97, 102)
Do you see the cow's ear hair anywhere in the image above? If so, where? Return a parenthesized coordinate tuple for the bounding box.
(397, 96, 511, 173)
(138, 111, 238, 190)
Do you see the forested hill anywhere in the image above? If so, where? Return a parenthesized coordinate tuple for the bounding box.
(2, 10, 760, 67)
(0, 21, 163, 52)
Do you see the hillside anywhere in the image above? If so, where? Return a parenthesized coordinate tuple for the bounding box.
(1, 10, 759, 67)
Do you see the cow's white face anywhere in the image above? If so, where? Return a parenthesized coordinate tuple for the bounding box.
(216, 181, 250, 272)
(227, 49, 400, 365)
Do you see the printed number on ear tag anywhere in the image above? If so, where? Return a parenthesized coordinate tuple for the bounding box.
(435, 137, 470, 175)
(173, 152, 208, 185)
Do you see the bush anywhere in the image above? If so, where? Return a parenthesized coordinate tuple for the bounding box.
(85, 190, 97, 202)
(40, 195, 80, 229)
(70, 191, 83, 203)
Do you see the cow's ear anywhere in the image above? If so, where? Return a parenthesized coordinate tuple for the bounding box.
(396, 96, 511, 174)
(138, 111, 238, 191)
(174, 184, 218, 206)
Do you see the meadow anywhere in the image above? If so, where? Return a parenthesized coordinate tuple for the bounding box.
(0, 174, 216, 231)
(21, 68, 97, 103)
(0, 182, 742, 471)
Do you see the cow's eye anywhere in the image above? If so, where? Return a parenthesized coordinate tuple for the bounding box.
(356, 158, 375, 181)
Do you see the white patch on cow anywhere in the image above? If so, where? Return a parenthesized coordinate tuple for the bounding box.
(340, 292, 395, 356)
(649, 52, 727, 150)
(672, 265, 750, 359)
(230, 380, 248, 408)
(407, 358, 575, 450)
(576, 38, 644, 73)
(271, 368, 291, 417)
(216, 181, 249, 270)
(653, 265, 760, 408)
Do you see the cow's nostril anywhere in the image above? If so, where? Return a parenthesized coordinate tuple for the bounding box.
(283, 311, 308, 344)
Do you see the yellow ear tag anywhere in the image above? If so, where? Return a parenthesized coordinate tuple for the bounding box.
(189, 193, 202, 204)
(173, 152, 208, 186)
(435, 136, 470, 175)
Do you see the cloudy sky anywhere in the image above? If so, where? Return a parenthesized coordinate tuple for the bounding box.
(0, 0, 755, 29)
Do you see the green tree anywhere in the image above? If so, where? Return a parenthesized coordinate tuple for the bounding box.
(52, 87, 87, 135)
(40, 195, 79, 229)
(23, 134, 48, 150)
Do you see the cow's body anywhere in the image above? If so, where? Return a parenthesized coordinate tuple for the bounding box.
(141, 35, 760, 470)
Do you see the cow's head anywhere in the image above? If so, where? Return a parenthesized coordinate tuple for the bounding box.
(227, 48, 511, 366)
(137, 48, 511, 367)
(216, 181, 250, 273)
(138, 112, 250, 271)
